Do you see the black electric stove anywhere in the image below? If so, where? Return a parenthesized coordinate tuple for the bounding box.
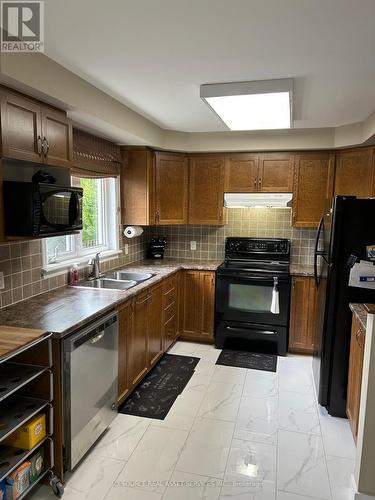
(215, 237, 291, 355)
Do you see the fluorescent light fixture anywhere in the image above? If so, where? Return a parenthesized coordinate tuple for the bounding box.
(224, 193, 293, 208)
(200, 79, 293, 131)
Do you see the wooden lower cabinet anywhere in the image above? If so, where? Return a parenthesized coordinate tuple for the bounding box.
(347, 314, 366, 441)
(148, 282, 164, 366)
(128, 291, 149, 389)
(118, 300, 133, 402)
(289, 276, 317, 354)
(163, 272, 180, 351)
(180, 270, 215, 341)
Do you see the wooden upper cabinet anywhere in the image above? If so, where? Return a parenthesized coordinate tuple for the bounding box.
(0, 90, 42, 163)
(258, 153, 294, 192)
(0, 89, 73, 168)
(334, 149, 374, 197)
(289, 276, 317, 354)
(41, 107, 73, 168)
(121, 148, 155, 226)
(293, 153, 335, 228)
(188, 155, 225, 225)
(225, 153, 259, 192)
(155, 152, 188, 224)
(224, 152, 294, 193)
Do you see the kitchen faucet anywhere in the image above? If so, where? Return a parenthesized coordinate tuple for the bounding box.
(89, 252, 102, 279)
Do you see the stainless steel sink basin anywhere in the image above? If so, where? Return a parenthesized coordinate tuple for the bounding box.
(103, 271, 154, 282)
(77, 278, 137, 290)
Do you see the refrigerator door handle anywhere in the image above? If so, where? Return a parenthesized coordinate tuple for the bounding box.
(314, 216, 325, 289)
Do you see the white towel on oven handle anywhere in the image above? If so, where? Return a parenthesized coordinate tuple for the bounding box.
(271, 277, 279, 314)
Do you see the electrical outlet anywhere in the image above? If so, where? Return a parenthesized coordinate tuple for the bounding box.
(124, 244, 129, 255)
(190, 240, 197, 251)
(0, 271, 4, 290)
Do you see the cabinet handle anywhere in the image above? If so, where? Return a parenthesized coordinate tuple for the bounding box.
(253, 178, 257, 188)
(42, 137, 49, 156)
(258, 178, 262, 188)
(136, 296, 149, 305)
(155, 209, 160, 223)
(148, 294, 153, 305)
(37, 136, 42, 156)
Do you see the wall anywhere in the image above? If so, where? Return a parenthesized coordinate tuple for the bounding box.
(148, 208, 316, 264)
(0, 228, 147, 309)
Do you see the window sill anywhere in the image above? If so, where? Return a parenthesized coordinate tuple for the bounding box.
(41, 249, 122, 277)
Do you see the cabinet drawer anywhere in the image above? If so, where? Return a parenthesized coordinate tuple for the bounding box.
(164, 301, 176, 324)
(163, 274, 178, 294)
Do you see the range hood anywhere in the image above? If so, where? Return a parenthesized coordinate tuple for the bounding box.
(224, 192, 293, 208)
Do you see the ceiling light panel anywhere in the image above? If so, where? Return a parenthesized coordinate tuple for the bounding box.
(201, 79, 293, 131)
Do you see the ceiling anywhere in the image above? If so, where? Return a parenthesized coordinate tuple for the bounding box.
(45, 0, 375, 133)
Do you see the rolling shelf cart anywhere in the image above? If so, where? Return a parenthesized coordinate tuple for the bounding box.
(0, 333, 64, 497)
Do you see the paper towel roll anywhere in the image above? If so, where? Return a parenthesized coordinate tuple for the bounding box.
(124, 226, 144, 238)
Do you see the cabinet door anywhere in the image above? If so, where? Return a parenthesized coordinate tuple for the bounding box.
(155, 153, 188, 224)
(180, 270, 215, 341)
(128, 291, 149, 388)
(335, 149, 374, 197)
(41, 107, 73, 168)
(180, 271, 201, 336)
(148, 283, 163, 367)
(121, 148, 155, 225)
(118, 300, 132, 403)
(200, 272, 215, 338)
(289, 276, 317, 353)
(258, 153, 294, 192)
(188, 155, 225, 224)
(0, 91, 42, 163)
(225, 154, 259, 192)
(347, 315, 365, 440)
(293, 153, 335, 228)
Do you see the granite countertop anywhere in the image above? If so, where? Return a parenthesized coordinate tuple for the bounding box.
(0, 259, 221, 338)
(290, 264, 315, 276)
(349, 303, 368, 331)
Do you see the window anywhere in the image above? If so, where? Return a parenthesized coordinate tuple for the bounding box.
(43, 177, 119, 269)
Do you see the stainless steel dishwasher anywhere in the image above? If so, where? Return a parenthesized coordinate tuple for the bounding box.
(62, 310, 118, 470)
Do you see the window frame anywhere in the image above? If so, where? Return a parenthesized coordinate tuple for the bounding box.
(42, 177, 120, 274)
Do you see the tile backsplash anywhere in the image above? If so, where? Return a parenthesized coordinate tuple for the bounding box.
(0, 229, 147, 309)
(0, 208, 315, 309)
(148, 208, 316, 265)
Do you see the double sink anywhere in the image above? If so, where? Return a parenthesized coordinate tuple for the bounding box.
(77, 271, 154, 291)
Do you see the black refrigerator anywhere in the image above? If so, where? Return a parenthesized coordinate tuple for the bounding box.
(313, 196, 375, 417)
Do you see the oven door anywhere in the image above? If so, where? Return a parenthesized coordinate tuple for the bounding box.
(216, 273, 290, 326)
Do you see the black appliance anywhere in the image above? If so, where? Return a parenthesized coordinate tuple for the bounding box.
(147, 237, 166, 259)
(3, 181, 83, 237)
(313, 196, 375, 417)
(215, 237, 291, 355)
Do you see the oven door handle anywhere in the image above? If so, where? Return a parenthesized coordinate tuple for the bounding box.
(218, 274, 288, 283)
(225, 326, 277, 335)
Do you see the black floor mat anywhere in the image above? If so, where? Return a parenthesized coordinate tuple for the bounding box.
(216, 349, 277, 372)
(118, 354, 200, 419)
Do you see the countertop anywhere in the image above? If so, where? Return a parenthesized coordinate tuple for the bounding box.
(349, 303, 368, 331)
(0, 326, 47, 361)
(290, 264, 315, 276)
(0, 259, 221, 338)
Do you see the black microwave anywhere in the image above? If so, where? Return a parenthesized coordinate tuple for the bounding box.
(3, 181, 83, 237)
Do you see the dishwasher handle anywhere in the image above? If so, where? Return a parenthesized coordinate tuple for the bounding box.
(66, 311, 118, 351)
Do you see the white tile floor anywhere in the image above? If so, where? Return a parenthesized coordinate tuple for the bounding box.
(33, 341, 356, 500)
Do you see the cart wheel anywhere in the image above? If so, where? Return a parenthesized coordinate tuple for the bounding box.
(50, 476, 64, 497)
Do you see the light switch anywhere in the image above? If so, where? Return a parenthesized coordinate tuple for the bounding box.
(124, 244, 129, 255)
(190, 241, 197, 251)
(0, 271, 4, 290)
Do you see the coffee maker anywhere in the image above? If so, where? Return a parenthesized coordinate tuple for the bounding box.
(147, 237, 166, 259)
